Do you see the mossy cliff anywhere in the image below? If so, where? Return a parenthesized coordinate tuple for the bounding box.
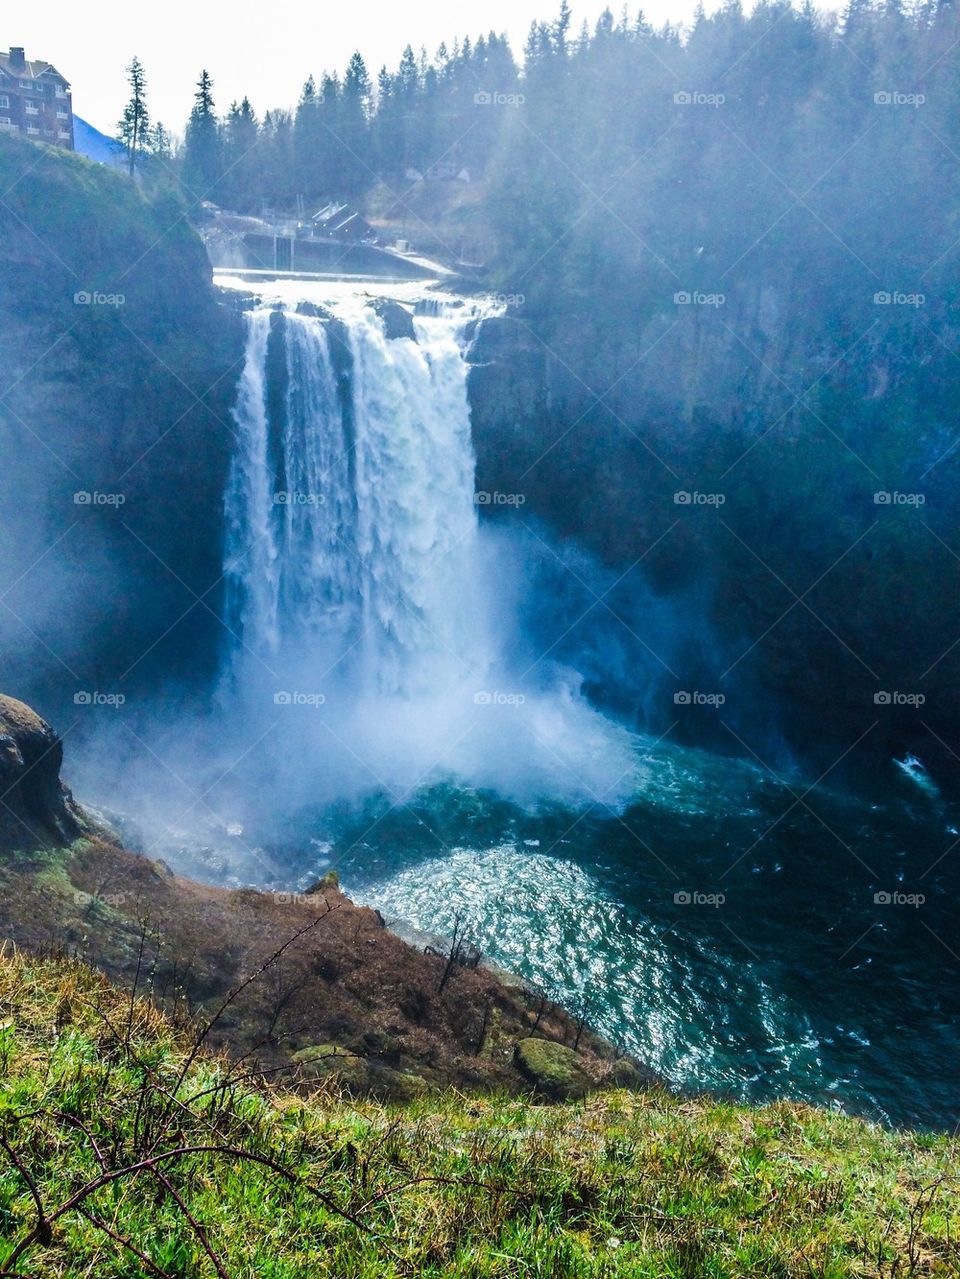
(0, 135, 243, 712)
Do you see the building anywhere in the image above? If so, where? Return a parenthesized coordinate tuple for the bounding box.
(310, 202, 376, 243)
(0, 47, 74, 148)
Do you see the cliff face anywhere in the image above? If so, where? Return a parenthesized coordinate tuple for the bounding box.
(0, 136, 244, 717)
(467, 288, 960, 781)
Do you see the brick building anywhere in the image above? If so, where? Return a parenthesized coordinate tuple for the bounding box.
(0, 47, 73, 148)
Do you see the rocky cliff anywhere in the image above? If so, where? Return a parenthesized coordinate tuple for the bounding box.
(0, 135, 244, 719)
(466, 289, 960, 784)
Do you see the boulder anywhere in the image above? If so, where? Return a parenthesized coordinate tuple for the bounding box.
(514, 1037, 594, 1101)
(373, 299, 417, 342)
(0, 696, 83, 849)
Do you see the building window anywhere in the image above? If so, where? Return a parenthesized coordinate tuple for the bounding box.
(25, 103, 39, 115)
(0, 118, 13, 129)
(19, 80, 33, 91)
(0, 96, 8, 108)
(57, 109, 68, 119)
(55, 85, 67, 98)
(58, 130, 71, 140)
(26, 126, 39, 135)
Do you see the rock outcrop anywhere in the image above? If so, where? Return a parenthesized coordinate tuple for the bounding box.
(373, 298, 417, 341)
(0, 695, 83, 848)
(515, 1037, 594, 1101)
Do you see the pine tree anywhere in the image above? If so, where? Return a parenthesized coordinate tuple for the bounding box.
(338, 53, 372, 196)
(182, 69, 222, 197)
(117, 56, 149, 178)
(151, 121, 172, 160)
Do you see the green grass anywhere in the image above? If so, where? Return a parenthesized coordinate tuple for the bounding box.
(0, 948, 956, 1277)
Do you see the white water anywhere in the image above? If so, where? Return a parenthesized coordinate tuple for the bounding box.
(220, 293, 636, 807)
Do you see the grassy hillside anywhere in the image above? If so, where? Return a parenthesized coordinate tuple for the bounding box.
(0, 948, 956, 1277)
(0, 823, 641, 1101)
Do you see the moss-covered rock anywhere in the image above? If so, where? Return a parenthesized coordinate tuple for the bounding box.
(514, 1037, 594, 1101)
(293, 1043, 368, 1089)
(305, 869, 340, 894)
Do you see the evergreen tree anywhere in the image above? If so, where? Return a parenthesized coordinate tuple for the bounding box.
(117, 56, 149, 178)
(151, 121, 172, 161)
(221, 97, 260, 207)
(182, 69, 221, 197)
(338, 53, 372, 196)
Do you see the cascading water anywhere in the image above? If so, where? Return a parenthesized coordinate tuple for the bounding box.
(220, 293, 636, 805)
(224, 303, 488, 696)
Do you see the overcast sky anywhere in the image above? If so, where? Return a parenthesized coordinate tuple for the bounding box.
(16, 0, 712, 136)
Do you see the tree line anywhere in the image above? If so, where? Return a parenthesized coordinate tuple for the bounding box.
(116, 26, 521, 206)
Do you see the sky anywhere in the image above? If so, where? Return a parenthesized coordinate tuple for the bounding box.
(14, 0, 708, 137)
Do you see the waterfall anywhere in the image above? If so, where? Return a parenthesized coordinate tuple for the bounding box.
(224, 300, 489, 700)
(219, 291, 635, 807)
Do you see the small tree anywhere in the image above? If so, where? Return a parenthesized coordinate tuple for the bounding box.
(117, 56, 149, 177)
(151, 121, 172, 161)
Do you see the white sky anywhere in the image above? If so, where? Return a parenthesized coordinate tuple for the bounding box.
(13, 0, 708, 136)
